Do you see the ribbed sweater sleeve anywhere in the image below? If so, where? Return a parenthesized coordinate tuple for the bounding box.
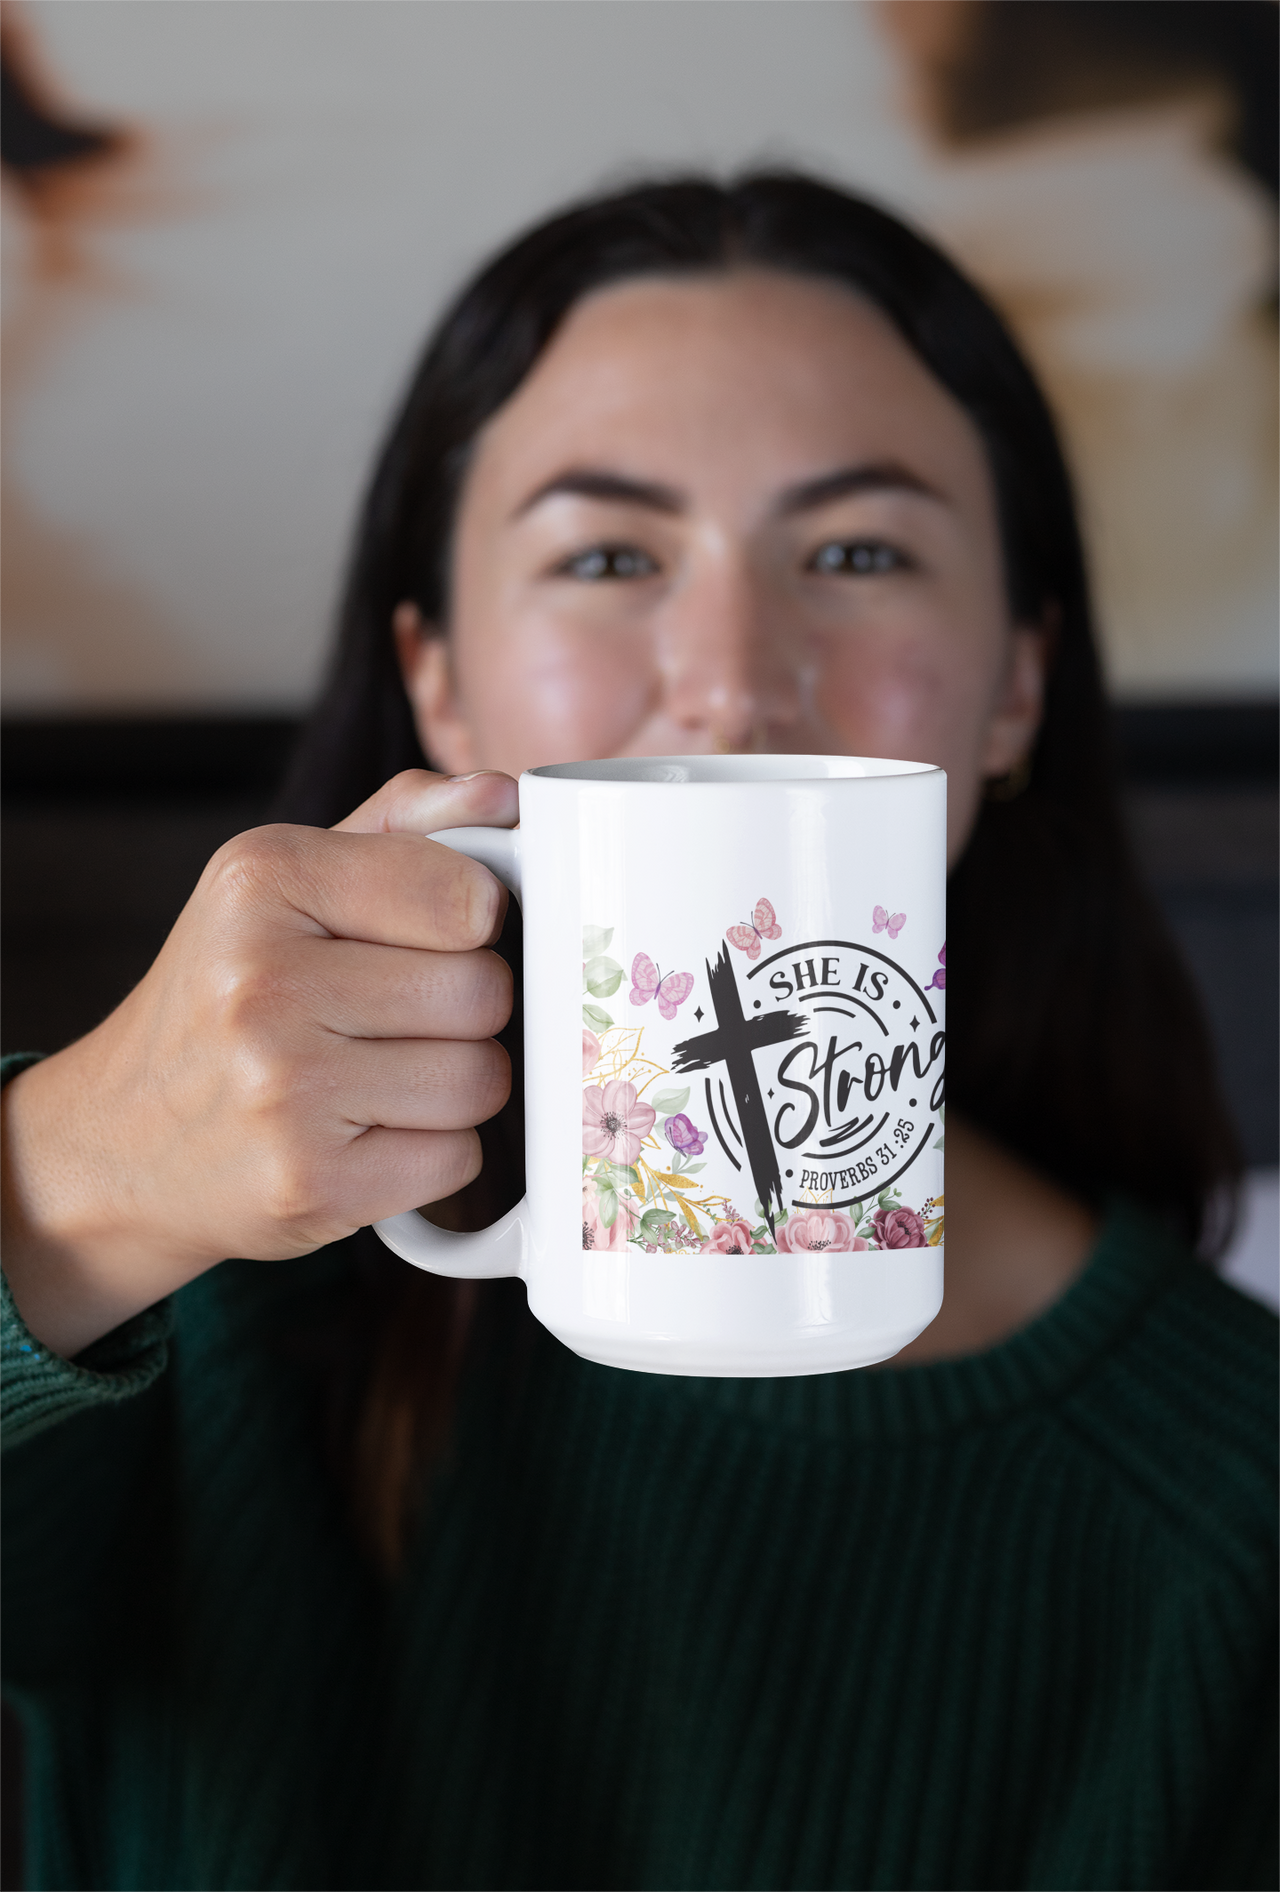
(1, 1273, 172, 1450)
(0, 1053, 173, 1451)
(2, 1057, 181, 1702)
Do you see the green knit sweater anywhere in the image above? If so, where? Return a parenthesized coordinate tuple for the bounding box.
(2, 1062, 1275, 1890)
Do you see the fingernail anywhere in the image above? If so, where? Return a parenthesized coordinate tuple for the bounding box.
(448, 771, 488, 783)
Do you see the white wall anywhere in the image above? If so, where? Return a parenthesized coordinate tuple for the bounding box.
(1223, 1170, 1280, 1313)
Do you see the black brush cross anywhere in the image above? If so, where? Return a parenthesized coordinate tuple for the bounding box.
(672, 945, 807, 1235)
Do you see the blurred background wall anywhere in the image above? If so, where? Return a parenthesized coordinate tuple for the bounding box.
(2, 0, 1277, 1286)
(3, 0, 1277, 709)
(15, 0, 921, 711)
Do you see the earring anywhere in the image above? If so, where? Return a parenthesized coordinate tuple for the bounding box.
(985, 751, 1033, 802)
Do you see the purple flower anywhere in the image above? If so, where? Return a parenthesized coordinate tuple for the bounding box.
(665, 1112, 707, 1157)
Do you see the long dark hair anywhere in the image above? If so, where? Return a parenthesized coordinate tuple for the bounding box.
(276, 173, 1240, 1567)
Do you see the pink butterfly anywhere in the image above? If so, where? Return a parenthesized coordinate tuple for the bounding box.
(629, 953, 694, 1022)
(726, 897, 782, 962)
(873, 905, 906, 941)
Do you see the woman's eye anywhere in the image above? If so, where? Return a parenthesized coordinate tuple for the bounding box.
(559, 544, 659, 581)
(807, 539, 910, 576)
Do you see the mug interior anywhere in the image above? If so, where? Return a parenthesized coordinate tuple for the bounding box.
(528, 754, 938, 785)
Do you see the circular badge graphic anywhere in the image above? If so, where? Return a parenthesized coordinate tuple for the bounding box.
(672, 938, 943, 1214)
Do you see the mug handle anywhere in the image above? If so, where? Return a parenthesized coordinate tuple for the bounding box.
(372, 826, 529, 1280)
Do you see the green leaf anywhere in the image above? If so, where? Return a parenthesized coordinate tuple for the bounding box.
(585, 955, 623, 998)
(878, 1188, 901, 1211)
(582, 1004, 613, 1033)
(932, 1134, 945, 1152)
(650, 1086, 690, 1117)
(582, 925, 614, 958)
(640, 1207, 680, 1243)
(597, 1184, 619, 1228)
(682, 1162, 706, 1175)
(603, 1163, 640, 1192)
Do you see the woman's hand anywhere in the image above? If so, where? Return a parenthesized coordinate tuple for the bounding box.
(1, 770, 519, 1360)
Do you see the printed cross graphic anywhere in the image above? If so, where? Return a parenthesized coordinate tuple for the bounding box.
(672, 946, 806, 1234)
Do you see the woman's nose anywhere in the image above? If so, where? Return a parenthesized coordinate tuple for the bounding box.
(657, 558, 802, 751)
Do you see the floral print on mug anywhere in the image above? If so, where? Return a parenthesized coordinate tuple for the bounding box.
(581, 920, 943, 1255)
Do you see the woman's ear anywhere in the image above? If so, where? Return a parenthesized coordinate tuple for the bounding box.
(979, 619, 1051, 781)
(393, 602, 478, 776)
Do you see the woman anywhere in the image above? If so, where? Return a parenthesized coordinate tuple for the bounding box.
(2, 175, 1274, 1891)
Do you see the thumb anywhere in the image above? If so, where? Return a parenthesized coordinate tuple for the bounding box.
(332, 768, 520, 837)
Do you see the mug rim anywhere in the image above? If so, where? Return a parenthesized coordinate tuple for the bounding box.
(525, 754, 943, 786)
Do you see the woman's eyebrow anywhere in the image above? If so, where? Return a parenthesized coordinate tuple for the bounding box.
(777, 462, 944, 515)
(513, 468, 686, 519)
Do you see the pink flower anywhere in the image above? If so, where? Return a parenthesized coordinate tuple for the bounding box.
(582, 1177, 638, 1252)
(775, 1209, 869, 1253)
(871, 1206, 927, 1248)
(582, 1079, 656, 1164)
(702, 1217, 754, 1255)
(582, 1029, 602, 1076)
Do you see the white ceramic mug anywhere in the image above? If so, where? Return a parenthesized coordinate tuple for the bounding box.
(375, 755, 946, 1376)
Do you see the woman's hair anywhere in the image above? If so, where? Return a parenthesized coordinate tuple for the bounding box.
(276, 172, 1240, 1569)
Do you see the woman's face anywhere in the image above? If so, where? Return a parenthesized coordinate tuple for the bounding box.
(401, 268, 1045, 862)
